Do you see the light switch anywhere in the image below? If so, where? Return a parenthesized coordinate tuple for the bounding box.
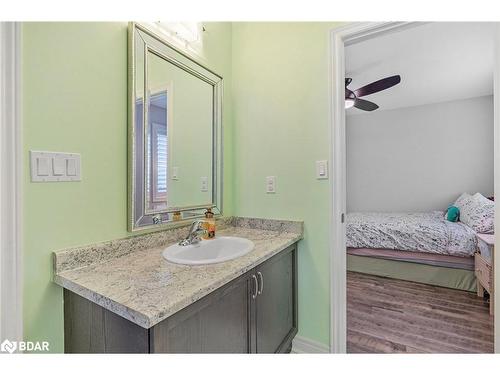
(66, 158, 77, 176)
(30, 151, 81, 182)
(37, 157, 50, 176)
(200, 176, 208, 192)
(266, 176, 276, 193)
(52, 158, 65, 176)
(172, 167, 179, 180)
(316, 160, 328, 180)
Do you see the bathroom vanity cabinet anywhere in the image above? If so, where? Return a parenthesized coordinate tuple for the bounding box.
(63, 244, 297, 353)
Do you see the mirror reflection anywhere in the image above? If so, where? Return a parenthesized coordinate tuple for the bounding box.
(129, 23, 223, 231)
(145, 51, 213, 213)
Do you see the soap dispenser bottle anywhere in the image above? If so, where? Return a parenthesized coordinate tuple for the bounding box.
(203, 208, 216, 239)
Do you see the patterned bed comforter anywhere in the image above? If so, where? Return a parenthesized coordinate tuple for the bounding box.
(346, 211, 477, 257)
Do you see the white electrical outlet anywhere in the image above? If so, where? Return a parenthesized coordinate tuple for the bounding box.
(266, 176, 276, 193)
(200, 176, 208, 192)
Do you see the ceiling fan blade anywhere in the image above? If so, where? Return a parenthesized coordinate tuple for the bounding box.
(354, 98, 379, 111)
(354, 75, 401, 97)
(345, 77, 352, 87)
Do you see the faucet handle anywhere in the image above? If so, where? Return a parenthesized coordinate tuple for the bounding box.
(188, 219, 205, 232)
(179, 219, 207, 246)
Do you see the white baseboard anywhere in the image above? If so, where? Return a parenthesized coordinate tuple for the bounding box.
(292, 335, 330, 353)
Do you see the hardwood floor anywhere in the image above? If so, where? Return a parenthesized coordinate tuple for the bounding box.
(347, 271, 494, 353)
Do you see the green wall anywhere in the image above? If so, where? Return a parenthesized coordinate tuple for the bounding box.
(22, 22, 234, 352)
(231, 22, 340, 346)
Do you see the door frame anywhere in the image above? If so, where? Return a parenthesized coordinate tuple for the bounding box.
(494, 22, 500, 354)
(328, 21, 499, 353)
(0, 22, 23, 344)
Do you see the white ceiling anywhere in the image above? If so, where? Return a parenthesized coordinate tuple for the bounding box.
(345, 22, 497, 115)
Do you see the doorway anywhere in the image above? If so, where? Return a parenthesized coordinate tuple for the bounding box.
(329, 21, 500, 353)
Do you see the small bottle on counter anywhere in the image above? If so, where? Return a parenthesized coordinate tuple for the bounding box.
(203, 208, 216, 239)
(172, 211, 182, 221)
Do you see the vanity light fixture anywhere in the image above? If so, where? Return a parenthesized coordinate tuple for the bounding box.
(150, 22, 205, 57)
(154, 22, 203, 43)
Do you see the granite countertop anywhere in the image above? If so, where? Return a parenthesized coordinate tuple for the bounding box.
(53, 217, 303, 329)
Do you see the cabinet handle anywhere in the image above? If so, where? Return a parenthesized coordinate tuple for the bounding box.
(257, 272, 264, 295)
(252, 274, 258, 299)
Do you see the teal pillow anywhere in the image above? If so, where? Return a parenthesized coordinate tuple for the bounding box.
(446, 205, 460, 222)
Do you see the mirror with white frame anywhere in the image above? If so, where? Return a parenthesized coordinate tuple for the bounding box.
(128, 22, 223, 231)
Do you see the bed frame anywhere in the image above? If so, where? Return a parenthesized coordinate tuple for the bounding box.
(347, 248, 476, 292)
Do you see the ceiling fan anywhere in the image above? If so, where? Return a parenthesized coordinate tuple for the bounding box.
(345, 75, 401, 111)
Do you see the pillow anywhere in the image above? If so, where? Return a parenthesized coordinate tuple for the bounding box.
(454, 193, 472, 211)
(446, 205, 460, 222)
(452, 193, 472, 220)
(458, 193, 494, 233)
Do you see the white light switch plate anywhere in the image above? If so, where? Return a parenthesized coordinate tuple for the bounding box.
(172, 167, 179, 180)
(316, 160, 328, 179)
(30, 151, 81, 182)
(266, 176, 276, 193)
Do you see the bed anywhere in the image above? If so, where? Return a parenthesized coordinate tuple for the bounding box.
(346, 211, 478, 291)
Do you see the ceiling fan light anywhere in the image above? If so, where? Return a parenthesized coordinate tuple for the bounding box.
(345, 98, 355, 109)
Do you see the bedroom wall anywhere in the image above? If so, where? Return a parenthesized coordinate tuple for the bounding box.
(347, 95, 494, 212)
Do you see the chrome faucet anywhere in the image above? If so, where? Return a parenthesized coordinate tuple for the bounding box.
(179, 220, 206, 246)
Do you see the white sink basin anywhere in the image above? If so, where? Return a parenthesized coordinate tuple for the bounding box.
(162, 236, 254, 265)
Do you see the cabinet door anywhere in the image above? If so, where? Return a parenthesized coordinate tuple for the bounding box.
(150, 270, 256, 353)
(256, 245, 297, 353)
(64, 290, 149, 353)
